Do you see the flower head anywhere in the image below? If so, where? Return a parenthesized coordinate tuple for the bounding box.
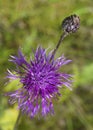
(6, 46, 72, 118)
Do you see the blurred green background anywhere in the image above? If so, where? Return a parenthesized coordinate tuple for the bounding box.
(0, 0, 93, 130)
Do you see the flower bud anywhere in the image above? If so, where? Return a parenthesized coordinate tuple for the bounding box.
(62, 14, 80, 33)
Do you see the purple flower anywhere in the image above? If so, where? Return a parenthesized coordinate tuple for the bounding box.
(6, 46, 72, 118)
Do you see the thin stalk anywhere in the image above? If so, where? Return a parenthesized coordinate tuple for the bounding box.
(51, 32, 68, 59)
(13, 111, 21, 130)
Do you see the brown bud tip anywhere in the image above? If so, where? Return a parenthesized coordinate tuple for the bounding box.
(62, 14, 80, 33)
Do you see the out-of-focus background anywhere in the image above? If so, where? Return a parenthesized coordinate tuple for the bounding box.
(0, 0, 93, 130)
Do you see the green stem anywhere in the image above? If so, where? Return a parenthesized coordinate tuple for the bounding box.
(51, 32, 68, 59)
(13, 111, 21, 130)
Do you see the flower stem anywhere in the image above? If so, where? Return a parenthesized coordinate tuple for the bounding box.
(13, 111, 21, 130)
(51, 31, 68, 59)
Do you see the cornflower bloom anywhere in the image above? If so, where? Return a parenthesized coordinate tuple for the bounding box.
(6, 47, 72, 118)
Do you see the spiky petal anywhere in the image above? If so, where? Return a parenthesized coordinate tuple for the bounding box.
(6, 47, 72, 118)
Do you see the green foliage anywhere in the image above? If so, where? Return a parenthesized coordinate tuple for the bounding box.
(0, 0, 93, 130)
(80, 64, 93, 85)
(4, 79, 21, 92)
(0, 108, 18, 130)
